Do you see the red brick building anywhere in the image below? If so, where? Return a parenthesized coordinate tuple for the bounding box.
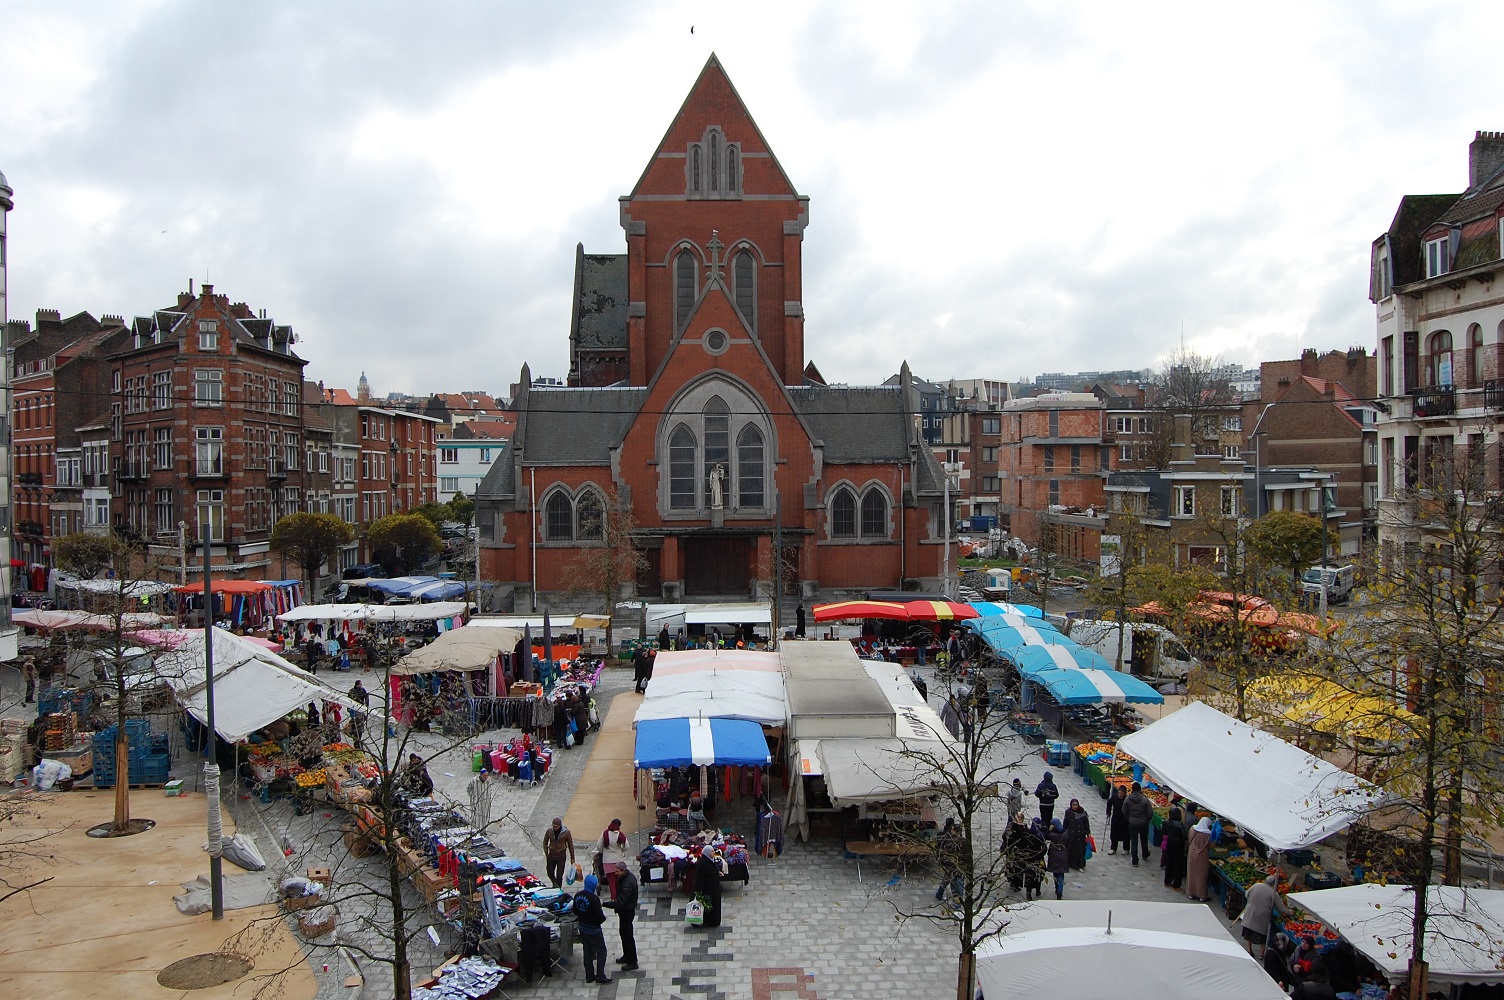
(996, 392, 1111, 559)
(475, 56, 950, 608)
(115, 284, 311, 578)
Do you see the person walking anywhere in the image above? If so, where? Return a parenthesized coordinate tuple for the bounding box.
(21, 657, 36, 704)
(605, 865, 639, 971)
(1035, 772, 1060, 826)
(1240, 873, 1288, 958)
(1186, 815, 1214, 901)
(1122, 781, 1154, 866)
(1045, 819, 1069, 899)
(795, 603, 806, 638)
(632, 647, 652, 694)
(657, 625, 671, 651)
(693, 845, 723, 928)
(542, 817, 576, 889)
(1105, 785, 1129, 855)
(574, 873, 612, 985)
(348, 679, 369, 707)
(933, 818, 967, 904)
(1004, 777, 1026, 820)
(1161, 806, 1188, 890)
(1001, 811, 1034, 895)
(1062, 798, 1091, 871)
(598, 818, 630, 900)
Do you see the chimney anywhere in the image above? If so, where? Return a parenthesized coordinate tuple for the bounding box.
(36, 308, 60, 323)
(201, 283, 214, 299)
(102, 314, 123, 326)
(177, 292, 193, 308)
(1300, 348, 1318, 377)
(1470, 130, 1504, 189)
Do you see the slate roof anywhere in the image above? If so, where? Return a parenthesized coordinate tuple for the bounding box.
(1385, 194, 1461, 287)
(572, 251, 629, 351)
(519, 387, 645, 464)
(788, 385, 910, 463)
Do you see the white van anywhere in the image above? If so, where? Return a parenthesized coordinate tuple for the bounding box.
(1301, 564, 1357, 605)
(1064, 619, 1198, 692)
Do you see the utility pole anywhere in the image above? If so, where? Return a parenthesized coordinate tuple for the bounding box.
(942, 464, 954, 599)
(1318, 475, 1331, 632)
(202, 532, 224, 920)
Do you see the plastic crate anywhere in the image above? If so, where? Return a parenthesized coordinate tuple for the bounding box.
(1283, 848, 1318, 868)
(1303, 871, 1343, 890)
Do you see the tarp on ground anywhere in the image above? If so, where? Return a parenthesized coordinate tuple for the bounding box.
(634, 649, 787, 726)
(389, 625, 523, 674)
(137, 627, 362, 743)
(976, 899, 1287, 999)
(1286, 883, 1504, 988)
(633, 717, 772, 768)
(1114, 701, 1386, 850)
(277, 602, 470, 623)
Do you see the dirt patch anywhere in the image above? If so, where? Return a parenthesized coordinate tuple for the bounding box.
(157, 953, 254, 990)
(85, 818, 156, 838)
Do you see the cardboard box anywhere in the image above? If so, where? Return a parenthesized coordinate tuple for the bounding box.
(306, 867, 332, 885)
(283, 890, 323, 912)
(163, 779, 186, 797)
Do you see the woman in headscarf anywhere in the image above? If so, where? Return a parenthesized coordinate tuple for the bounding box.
(693, 845, 723, 928)
(1045, 818, 1070, 899)
(1024, 818, 1048, 900)
(599, 818, 629, 900)
(1001, 811, 1035, 894)
(1185, 815, 1215, 901)
(1262, 931, 1298, 991)
(1062, 798, 1091, 871)
(1161, 806, 1188, 890)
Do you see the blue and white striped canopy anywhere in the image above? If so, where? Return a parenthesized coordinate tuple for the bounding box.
(966, 614, 1067, 652)
(1029, 665, 1165, 706)
(633, 717, 772, 768)
(1011, 643, 1114, 677)
(969, 601, 1047, 619)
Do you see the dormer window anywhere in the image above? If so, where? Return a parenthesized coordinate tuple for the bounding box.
(1425, 236, 1450, 278)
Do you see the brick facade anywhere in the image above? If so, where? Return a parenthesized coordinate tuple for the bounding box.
(996, 393, 1110, 556)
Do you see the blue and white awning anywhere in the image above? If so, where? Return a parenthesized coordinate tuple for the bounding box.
(633, 717, 772, 769)
(1028, 663, 1164, 706)
(968, 601, 1046, 619)
(966, 615, 1070, 653)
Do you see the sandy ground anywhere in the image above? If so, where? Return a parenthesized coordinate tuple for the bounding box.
(0, 785, 317, 1000)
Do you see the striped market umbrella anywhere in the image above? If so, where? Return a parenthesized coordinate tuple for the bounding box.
(902, 599, 980, 621)
(811, 600, 911, 622)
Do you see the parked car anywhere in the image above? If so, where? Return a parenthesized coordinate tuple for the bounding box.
(342, 563, 386, 580)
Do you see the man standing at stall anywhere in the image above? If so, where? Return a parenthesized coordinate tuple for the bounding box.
(573, 873, 612, 985)
(1123, 781, 1154, 867)
(542, 817, 576, 889)
(605, 865, 639, 972)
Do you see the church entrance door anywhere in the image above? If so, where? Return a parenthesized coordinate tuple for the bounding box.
(684, 536, 751, 596)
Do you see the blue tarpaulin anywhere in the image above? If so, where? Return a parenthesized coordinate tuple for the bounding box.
(1027, 663, 1164, 705)
(362, 576, 468, 602)
(633, 717, 772, 768)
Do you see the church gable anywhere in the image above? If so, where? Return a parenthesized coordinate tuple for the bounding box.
(629, 54, 799, 202)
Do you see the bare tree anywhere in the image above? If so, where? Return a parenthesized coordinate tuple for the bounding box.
(566, 486, 647, 654)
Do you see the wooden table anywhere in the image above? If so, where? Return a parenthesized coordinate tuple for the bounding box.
(844, 840, 932, 882)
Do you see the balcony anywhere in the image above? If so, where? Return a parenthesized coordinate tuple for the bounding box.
(1485, 380, 1504, 411)
(1411, 385, 1456, 418)
(16, 473, 43, 486)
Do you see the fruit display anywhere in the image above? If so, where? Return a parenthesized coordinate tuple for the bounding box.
(1212, 857, 1290, 894)
(295, 768, 327, 788)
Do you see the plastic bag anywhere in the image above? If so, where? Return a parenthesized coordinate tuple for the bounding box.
(685, 899, 704, 926)
(220, 832, 268, 872)
(566, 862, 581, 885)
(565, 731, 575, 747)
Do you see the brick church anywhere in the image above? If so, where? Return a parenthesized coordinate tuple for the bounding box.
(475, 55, 950, 608)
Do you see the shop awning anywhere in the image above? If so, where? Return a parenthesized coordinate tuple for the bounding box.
(1114, 702, 1386, 850)
(684, 603, 771, 625)
(816, 738, 948, 805)
(968, 601, 1046, 619)
(277, 602, 470, 622)
(633, 717, 772, 768)
(634, 650, 787, 726)
(14, 609, 170, 631)
(170, 579, 273, 595)
(1028, 664, 1164, 706)
(976, 900, 1287, 999)
(138, 628, 362, 743)
(1286, 884, 1504, 988)
(390, 626, 522, 674)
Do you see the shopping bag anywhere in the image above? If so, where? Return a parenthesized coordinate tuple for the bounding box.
(1084, 840, 1094, 861)
(1087, 835, 1096, 852)
(565, 731, 575, 747)
(685, 899, 705, 926)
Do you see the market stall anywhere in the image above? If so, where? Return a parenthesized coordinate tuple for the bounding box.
(975, 899, 1288, 999)
(634, 717, 772, 769)
(358, 576, 470, 603)
(1286, 883, 1504, 990)
(967, 600, 1047, 619)
(1114, 701, 1387, 850)
(138, 627, 363, 743)
(14, 608, 171, 631)
(634, 649, 787, 726)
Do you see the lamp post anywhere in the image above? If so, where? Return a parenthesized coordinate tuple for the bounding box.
(202, 527, 224, 920)
(1317, 473, 1332, 631)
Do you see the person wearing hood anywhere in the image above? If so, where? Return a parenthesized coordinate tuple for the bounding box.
(1063, 798, 1092, 871)
(1045, 818, 1070, 899)
(693, 845, 724, 928)
(1122, 781, 1154, 866)
(599, 818, 629, 900)
(1035, 772, 1060, 826)
(574, 873, 611, 985)
(1001, 811, 1035, 895)
(1186, 815, 1215, 901)
(1004, 777, 1026, 819)
(1262, 931, 1298, 991)
(1161, 806, 1189, 890)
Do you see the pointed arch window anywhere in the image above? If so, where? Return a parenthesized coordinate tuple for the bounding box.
(726, 147, 739, 194)
(709, 132, 720, 194)
(675, 250, 697, 331)
(831, 488, 858, 538)
(576, 489, 604, 541)
(737, 425, 764, 508)
(691, 147, 702, 194)
(860, 490, 888, 538)
(669, 425, 698, 510)
(733, 250, 756, 333)
(704, 397, 730, 505)
(544, 490, 573, 541)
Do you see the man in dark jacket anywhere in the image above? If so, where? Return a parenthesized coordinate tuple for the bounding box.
(605, 866, 639, 971)
(1122, 781, 1155, 866)
(574, 874, 612, 984)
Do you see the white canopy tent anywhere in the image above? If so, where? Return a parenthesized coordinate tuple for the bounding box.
(52, 576, 177, 598)
(977, 899, 1287, 999)
(390, 625, 523, 675)
(1114, 702, 1386, 850)
(1287, 883, 1504, 988)
(633, 649, 787, 726)
(14, 608, 170, 631)
(141, 628, 362, 743)
(276, 601, 470, 623)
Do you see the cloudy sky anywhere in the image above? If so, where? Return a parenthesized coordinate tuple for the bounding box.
(4, 1, 1503, 398)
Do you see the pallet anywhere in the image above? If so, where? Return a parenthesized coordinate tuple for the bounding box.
(88, 780, 168, 789)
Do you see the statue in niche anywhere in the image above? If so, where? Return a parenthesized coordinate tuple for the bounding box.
(709, 464, 726, 510)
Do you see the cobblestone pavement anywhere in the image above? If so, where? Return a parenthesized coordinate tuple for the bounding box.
(2, 654, 1237, 1000)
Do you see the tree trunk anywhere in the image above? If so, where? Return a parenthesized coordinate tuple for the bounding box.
(955, 951, 975, 1000)
(113, 679, 131, 832)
